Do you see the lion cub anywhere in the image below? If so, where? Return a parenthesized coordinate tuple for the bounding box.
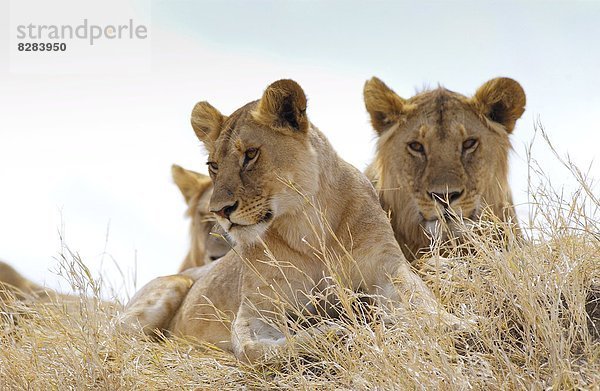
(122, 79, 468, 363)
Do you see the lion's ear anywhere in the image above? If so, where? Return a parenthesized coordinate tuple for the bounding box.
(471, 77, 526, 133)
(252, 79, 309, 133)
(191, 101, 226, 146)
(172, 164, 212, 204)
(364, 77, 408, 135)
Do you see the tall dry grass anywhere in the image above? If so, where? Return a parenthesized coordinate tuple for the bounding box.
(1, 131, 598, 390)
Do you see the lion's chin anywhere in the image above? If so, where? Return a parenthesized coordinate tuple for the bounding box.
(218, 211, 274, 245)
(226, 223, 270, 245)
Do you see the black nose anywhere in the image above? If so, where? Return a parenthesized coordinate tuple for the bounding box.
(214, 201, 238, 219)
(429, 190, 464, 206)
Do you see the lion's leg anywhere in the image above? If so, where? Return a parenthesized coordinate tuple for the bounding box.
(120, 274, 195, 337)
(231, 264, 315, 363)
(231, 298, 287, 363)
(369, 258, 473, 332)
(231, 289, 349, 362)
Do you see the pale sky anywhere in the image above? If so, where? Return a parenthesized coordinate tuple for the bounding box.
(0, 1, 598, 299)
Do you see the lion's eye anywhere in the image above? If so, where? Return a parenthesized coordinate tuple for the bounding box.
(462, 138, 479, 151)
(243, 147, 260, 167)
(206, 161, 219, 174)
(408, 141, 425, 154)
(245, 148, 258, 160)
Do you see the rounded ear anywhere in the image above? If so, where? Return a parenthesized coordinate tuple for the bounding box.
(191, 101, 226, 146)
(171, 164, 212, 204)
(470, 77, 526, 133)
(252, 79, 308, 133)
(364, 77, 408, 135)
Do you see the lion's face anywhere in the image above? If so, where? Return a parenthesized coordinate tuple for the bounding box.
(172, 164, 232, 268)
(194, 188, 232, 262)
(190, 80, 318, 245)
(364, 77, 525, 246)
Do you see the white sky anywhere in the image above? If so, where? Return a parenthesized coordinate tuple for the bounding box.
(0, 1, 598, 299)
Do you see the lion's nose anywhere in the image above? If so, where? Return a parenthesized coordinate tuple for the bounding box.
(429, 190, 464, 206)
(211, 201, 239, 219)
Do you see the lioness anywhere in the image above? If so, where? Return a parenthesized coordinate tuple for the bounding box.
(122, 79, 467, 363)
(364, 77, 525, 260)
(171, 164, 232, 271)
(0, 260, 111, 313)
(0, 261, 53, 302)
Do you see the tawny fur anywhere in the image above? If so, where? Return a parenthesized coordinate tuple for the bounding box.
(0, 260, 108, 312)
(364, 77, 526, 261)
(0, 261, 50, 302)
(122, 79, 468, 363)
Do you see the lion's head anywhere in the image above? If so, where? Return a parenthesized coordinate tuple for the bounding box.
(190, 79, 319, 245)
(364, 77, 526, 259)
(172, 164, 232, 270)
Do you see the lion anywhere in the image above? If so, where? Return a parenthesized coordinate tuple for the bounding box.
(121, 79, 469, 363)
(0, 260, 53, 302)
(171, 164, 232, 271)
(363, 78, 600, 338)
(0, 260, 110, 313)
(363, 77, 526, 261)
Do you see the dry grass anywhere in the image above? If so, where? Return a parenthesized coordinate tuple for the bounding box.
(1, 133, 598, 390)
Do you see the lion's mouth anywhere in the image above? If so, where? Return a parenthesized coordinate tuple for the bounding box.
(259, 210, 274, 223)
(228, 210, 274, 230)
(419, 209, 478, 225)
(419, 207, 481, 241)
(421, 212, 451, 223)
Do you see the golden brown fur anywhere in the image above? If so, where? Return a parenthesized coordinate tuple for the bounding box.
(364, 77, 526, 260)
(121, 79, 469, 363)
(0, 260, 109, 313)
(0, 261, 50, 302)
(171, 164, 232, 271)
